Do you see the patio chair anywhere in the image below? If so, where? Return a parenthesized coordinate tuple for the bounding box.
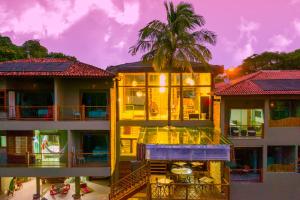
(247, 127, 256, 137)
(230, 127, 239, 137)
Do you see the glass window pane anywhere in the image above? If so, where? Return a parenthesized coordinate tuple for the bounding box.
(229, 109, 264, 137)
(119, 73, 145, 86)
(119, 87, 146, 120)
(171, 87, 180, 120)
(148, 73, 168, 86)
(182, 74, 196, 86)
(148, 87, 168, 120)
(183, 88, 210, 120)
(199, 73, 211, 85)
(0, 136, 6, 147)
(267, 146, 295, 172)
(120, 126, 141, 156)
(171, 74, 180, 86)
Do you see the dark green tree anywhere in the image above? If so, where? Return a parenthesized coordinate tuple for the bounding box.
(22, 40, 48, 58)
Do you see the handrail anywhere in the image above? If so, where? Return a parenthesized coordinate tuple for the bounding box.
(230, 168, 263, 182)
(57, 105, 109, 120)
(71, 152, 110, 167)
(109, 162, 150, 200)
(149, 182, 230, 200)
(4, 105, 54, 120)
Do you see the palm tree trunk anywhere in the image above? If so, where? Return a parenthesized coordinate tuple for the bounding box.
(168, 72, 171, 126)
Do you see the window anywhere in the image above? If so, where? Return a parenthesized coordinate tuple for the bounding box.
(15, 136, 28, 154)
(0, 90, 5, 112)
(120, 126, 140, 156)
(119, 73, 146, 120)
(183, 87, 210, 120)
(229, 109, 264, 137)
(270, 100, 300, 120)
(119, 73, 145, 86)
(231, 147, 263, 182)
(81, 91, 108, 119)
(148, 87, 168, 120)
(171, 87, 180, 120)
(0, 135, 6, 147)
(267, 146, 295, 172)
(119, 87, 146, 120)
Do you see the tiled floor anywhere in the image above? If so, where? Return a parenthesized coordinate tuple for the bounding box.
(0, 179, 110, 200)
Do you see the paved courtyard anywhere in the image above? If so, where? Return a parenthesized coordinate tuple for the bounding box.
(0, 179, 110, 200)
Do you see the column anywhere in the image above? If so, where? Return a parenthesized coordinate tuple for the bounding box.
(33, 177, 40, 200)
(54, 78, 60, 121)
(72, 177, 81, 200)
(68, 130, 73, 168)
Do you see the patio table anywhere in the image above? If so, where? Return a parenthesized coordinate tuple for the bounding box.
(158, 178, 173, 184)
(173, 161, 187, 167)
(171, 167, 192, 175)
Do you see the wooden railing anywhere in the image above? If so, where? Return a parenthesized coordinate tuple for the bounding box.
(231, 168, 263, 182)
(149, 182, 230, 200)
(71, 152, 110, 167)
(267, 164, 295, 172)
(57, 105, 109, 120)
(228, 124, 263, 138)
(0, 152, 67, 167)
(2, 106, 55, 120)
(269, 117, 300, 127)
(109, 162, 151, 200)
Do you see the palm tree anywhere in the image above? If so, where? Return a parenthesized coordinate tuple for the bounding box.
(130, 1, 216, 124)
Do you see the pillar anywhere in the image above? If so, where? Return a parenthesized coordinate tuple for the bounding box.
(72, 177, 81, 200)
(68, 130, 73, 168)
(33, 177, 40, 200)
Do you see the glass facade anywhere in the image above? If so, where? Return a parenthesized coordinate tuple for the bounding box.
(118, 72, 212, 121)
(120, 126, 141, 156)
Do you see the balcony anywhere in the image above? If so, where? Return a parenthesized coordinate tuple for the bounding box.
(0, 106, 54, 120)
(230, 168, 263, 182)
(267, 164, 295, 172)
(58, 105, 109, 120)
(228, 124, 263, 138)
(0, 152, 67, 168)
(71, 152, 110, 167)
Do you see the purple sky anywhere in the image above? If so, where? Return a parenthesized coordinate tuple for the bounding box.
(0, 0, 300, 69)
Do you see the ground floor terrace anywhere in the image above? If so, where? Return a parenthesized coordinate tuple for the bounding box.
(0, 177, 110, 200)
(111, 126, 232, 200)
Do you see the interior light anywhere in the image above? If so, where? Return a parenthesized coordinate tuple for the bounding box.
(186, 77, 195, 85)
(159, 87, 166, 93)
(136, 91, 143, 97)
(159, 74, 166, 86)
(132, 80, 137, 86)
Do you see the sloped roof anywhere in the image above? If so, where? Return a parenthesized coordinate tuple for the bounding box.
(215, 70, 300, 96)
(106, 61, 224, 75)
(0, 58, 114, 78)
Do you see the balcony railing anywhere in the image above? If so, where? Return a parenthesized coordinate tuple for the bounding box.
(0, 106, 55, 120)
(269, 117, 300, 127)
(149, 182, 229, 200)
(71, 152, 110, 167)
(230, 168, 263, 182)
(58, 105, 109, 120)
(0, 152, 67, 167)
(267, 164, 295, 172)
(228, 125, 263, 138)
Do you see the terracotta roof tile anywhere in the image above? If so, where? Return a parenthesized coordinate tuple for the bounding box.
(215, 70, 300, 96)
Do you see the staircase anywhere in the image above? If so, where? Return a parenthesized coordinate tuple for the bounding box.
(149, 161, 168, 174)
(109, 162, 151, 200)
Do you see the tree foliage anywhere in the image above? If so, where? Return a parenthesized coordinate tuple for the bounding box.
(0, 35, 76, 62)
(239, 50, 300, 75)
(129, 1, 216, 72)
